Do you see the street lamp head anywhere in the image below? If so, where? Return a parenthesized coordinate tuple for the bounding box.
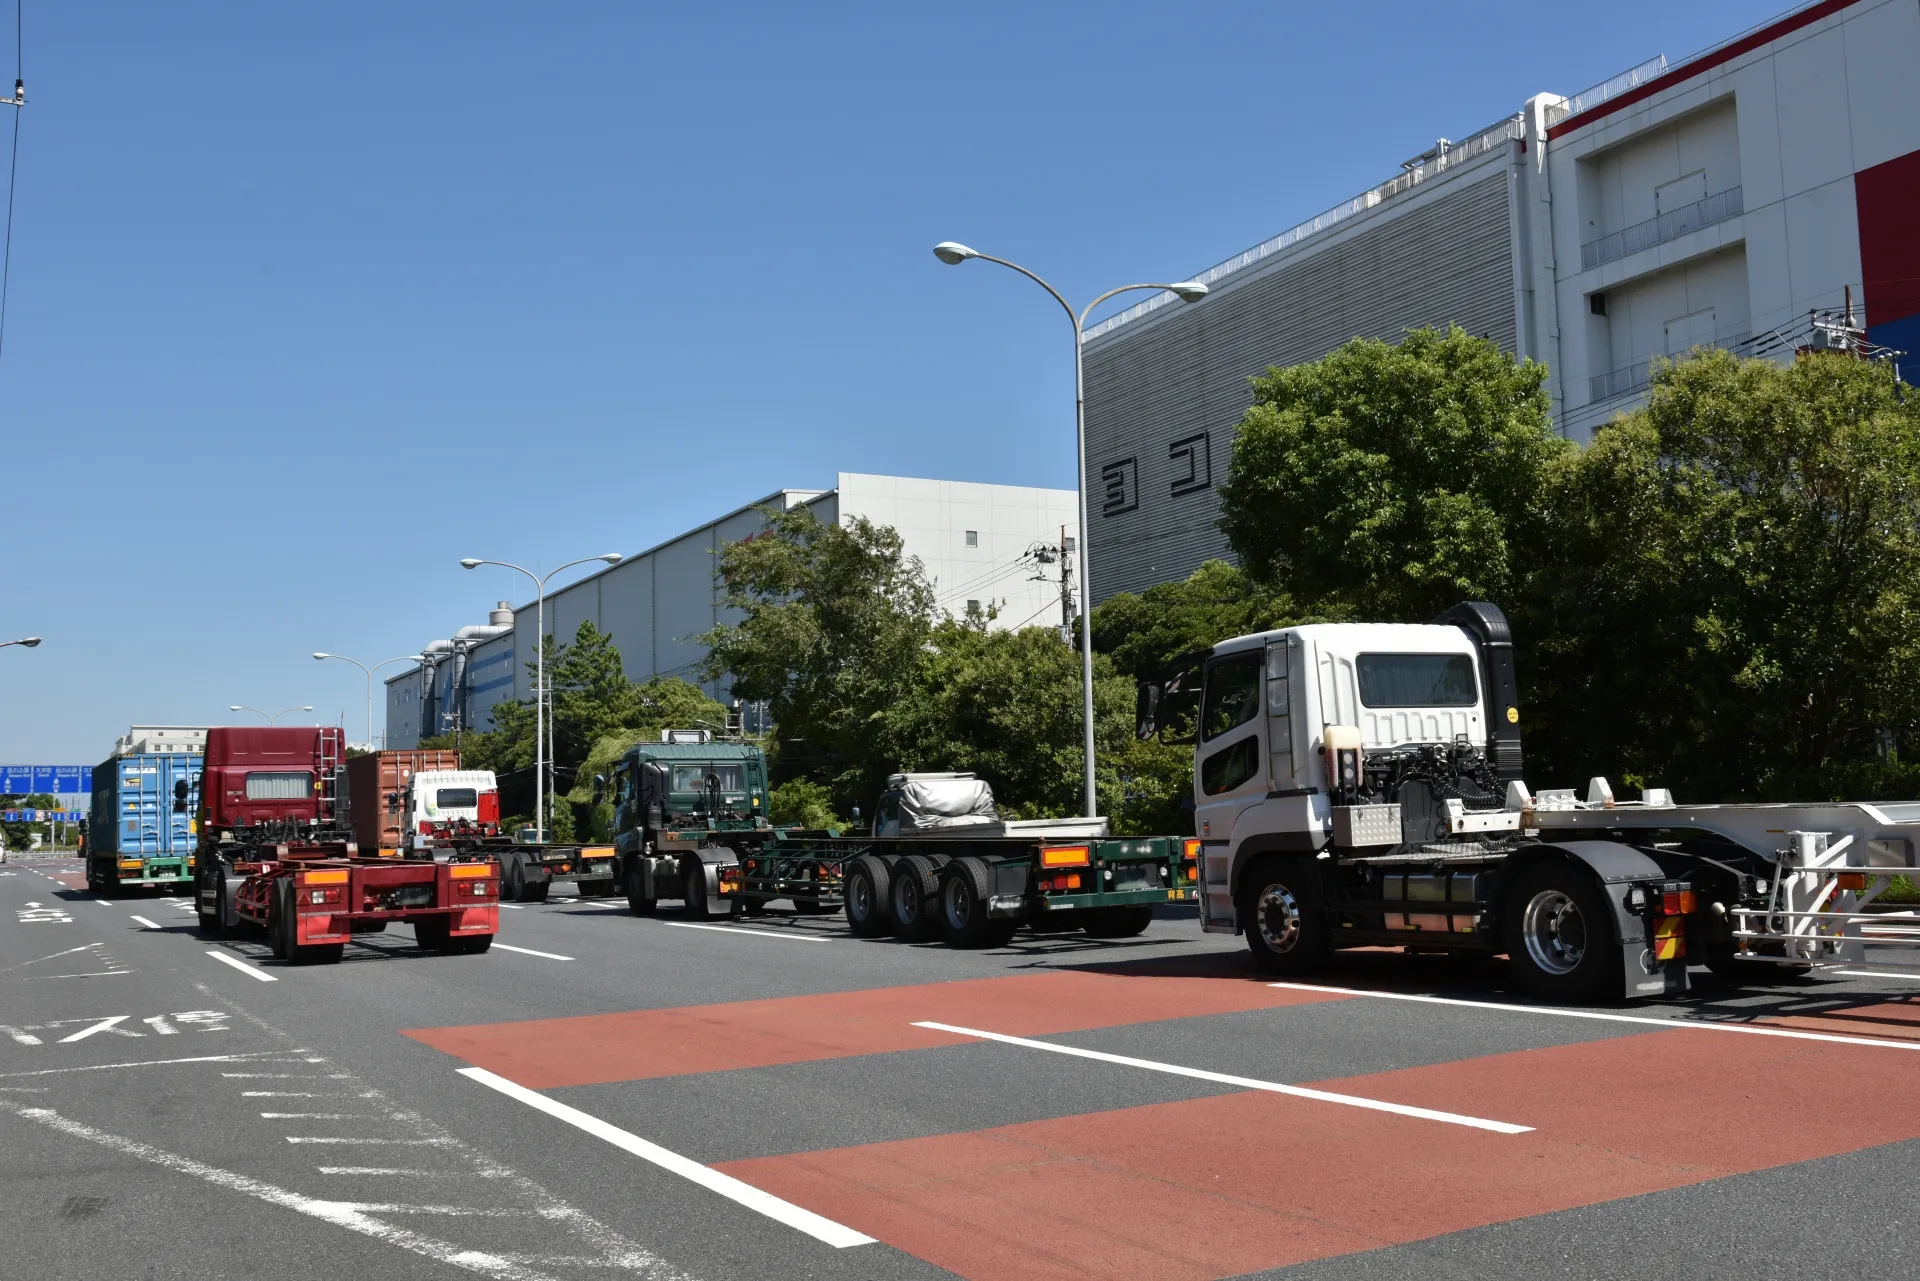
(299, 706, 314, 712)
(312, 652, 330, 660)
(459, 558, 482, 570)
(1170, 281, 1209, 303)
(932, 241, 978, 266)
(229, 705, 243, 711)
(600, 553, 624, 565)
(19, 637, 39, 647)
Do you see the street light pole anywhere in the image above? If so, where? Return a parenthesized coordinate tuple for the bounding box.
(932, 242, 1207, 818)
(0, 636, 41, 649)
(460, 554, 623, 837)
(312, 653, 427, 750)
(229, 704, 314, 725)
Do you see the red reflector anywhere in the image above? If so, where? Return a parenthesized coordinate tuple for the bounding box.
(1838, 873, 1868, 891)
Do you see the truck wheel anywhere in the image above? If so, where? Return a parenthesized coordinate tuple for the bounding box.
(197, 868, 230, 938)
(627, 886, 658, 916)
(268, 880, 292, 961)
(501, 852, 526, 903)
(450, 933, 493, 955)
(414, 914, 452, 950)
(939, 857, 1002, 948)
(1240, 856, 1327, 976)
(683, 859, 711, 920)
(843, 856, 891, 938)
(888, 855, 938, 941)
(1082, 906, 1154, 938)
(526, 879, 550, 903)
(1503, 861, 1620, 1002)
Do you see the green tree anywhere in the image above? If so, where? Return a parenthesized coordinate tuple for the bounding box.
(1218, 326, 1570, 620)
(768, 778, 840, 829)
(1091, 559, 1296, 681)
(1, 793, 59, 851)
(702, 505, 936, 811)
(1532, 349, 1920, 801)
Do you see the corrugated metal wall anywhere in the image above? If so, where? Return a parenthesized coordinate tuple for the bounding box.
(1081, 166, 1519, 601)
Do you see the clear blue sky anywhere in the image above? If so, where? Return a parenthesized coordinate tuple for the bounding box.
(2, 0, 1789, 763)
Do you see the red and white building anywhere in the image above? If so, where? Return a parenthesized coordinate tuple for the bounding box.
(1083, 0, 1920, 599)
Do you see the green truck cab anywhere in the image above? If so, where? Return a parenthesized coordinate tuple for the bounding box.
(604, 731, 774, 917)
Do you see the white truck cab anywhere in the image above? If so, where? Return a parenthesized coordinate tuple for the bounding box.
(404, 769, 501, 850)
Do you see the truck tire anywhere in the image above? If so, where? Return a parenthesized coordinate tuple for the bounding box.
(682, 858, 712, 920)
(888, 855, 940, 941)
(939, 857, 1016, 948)
(501, 851, 527, 903)
(525, 878, 550, 903)
(449, 932, 493, 955)
(1503, 861, 1620, 1002)
(1240, 855, 1328, 976)
(627, 887, 658, 916)
(843, 856, 892, 938)
(414, 914, 452, 950)
(274, 879, 344, 965)
(196, 866, 231, 938)
(1082, 905, 1154, 938)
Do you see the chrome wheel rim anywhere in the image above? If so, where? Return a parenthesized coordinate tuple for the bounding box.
(1522, 889, 1586, 975)
(1255, 883, 1301, 953)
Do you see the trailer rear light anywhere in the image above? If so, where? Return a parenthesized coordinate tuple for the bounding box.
(309, 887, 344, 905)
(449, 864, 490, 878)
(1041, 845, 1090, 869)
(1182, 838, 1201, 861)
(458, 880, 494, 897)
(1040, 873, 1083, 892)
(419, 821, 434, 835)
(1659, 890, 1696, 915)
(1838, 872, 1868, 891)
(303, 870, 350, 885)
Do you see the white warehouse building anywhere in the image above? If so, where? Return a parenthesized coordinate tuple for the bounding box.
(1083, 0, 1920, 601)
(384, 473, 1080, 748)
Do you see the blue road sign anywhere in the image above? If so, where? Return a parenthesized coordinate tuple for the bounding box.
(0, 765, 91, 795)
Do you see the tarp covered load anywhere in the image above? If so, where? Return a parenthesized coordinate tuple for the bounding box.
(889, 773, 998, 831)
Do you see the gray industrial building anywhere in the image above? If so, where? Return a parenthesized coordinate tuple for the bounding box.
(1080, 0, 1919, 601)
(384, 472, 1079, 748)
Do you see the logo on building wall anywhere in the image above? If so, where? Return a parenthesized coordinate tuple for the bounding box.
(1168, 433, 1211, 497)
(1100, 458, 1139, 516)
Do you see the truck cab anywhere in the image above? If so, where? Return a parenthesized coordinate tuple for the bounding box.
(403, 769, 502, 851)
(607, 732, 772, 917)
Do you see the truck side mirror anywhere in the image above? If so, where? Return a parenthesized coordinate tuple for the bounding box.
(592, 774, 607, 805)
(173, 779, 190, 813)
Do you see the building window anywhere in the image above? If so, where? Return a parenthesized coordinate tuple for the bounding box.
(965, 530, 978, 547)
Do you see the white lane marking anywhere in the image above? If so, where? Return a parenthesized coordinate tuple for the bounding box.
(1834, 970, 1920, 982)
(130, 916, 160, 929)
(57, 1016, 133, 1044)
(222, 1072, 352, 1079)
(2, 942, 103, 971)
(664, 922, 830, 943)
(26, 971, 132, 980)
(0, 1099, 574, 1281)
(287, 1136, 452, 1145)
(206, 951, 278, 982)
(0, 1024, 42, 1045)
(913, 1021, 1531, 1134)
(243, 1091, 372, 1098)
(499, 904, 525, 910)
(458, 1066, 875, 1248)
(0, 1052, 300, 1079)
(1267, 982, 1920, 1052)
(492, 944, 573, 962)
(260, 1112, 375, 1119)
(317, 1167, 496, 1177)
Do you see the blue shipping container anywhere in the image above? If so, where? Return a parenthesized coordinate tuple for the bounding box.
(90, 753, 202, 857)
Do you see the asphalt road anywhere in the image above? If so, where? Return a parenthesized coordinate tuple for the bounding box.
(4, 852, 1919, 1281)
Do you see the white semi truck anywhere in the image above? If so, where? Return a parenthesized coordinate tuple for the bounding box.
(1136, 601, 1920, 1001)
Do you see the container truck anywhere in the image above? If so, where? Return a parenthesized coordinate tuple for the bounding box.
(85, 750, 201, 894)
(1134, 600, 1920, 1000)
(339, 749, 461, 856)
(192, 726, 498, 963)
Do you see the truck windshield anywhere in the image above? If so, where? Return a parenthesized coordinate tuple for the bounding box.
(670, 764, 744, 792)
(1356, 654, 1478, 707)
(244, 772, 313, 800)
(435, 788, 478, 808)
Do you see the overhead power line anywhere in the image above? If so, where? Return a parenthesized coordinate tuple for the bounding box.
(0, 0, 24, 369)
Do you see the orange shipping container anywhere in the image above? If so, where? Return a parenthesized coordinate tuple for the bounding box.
(341, 749, 461, 855)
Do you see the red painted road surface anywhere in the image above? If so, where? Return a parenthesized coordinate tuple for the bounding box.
(409, 971, 1920, 1281)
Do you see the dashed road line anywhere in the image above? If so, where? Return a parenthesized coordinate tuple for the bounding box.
(1833, 969, 1920, 982)
(1266, 981, 1920, 1051)
(130, 915, 160, 929)
(913, 1020, 1532, 1134)
(205, 951, 278, 982)
(491, 944, 573, 962)
(459, 1065, 875, 1249)
(664, 922, 830, 943)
